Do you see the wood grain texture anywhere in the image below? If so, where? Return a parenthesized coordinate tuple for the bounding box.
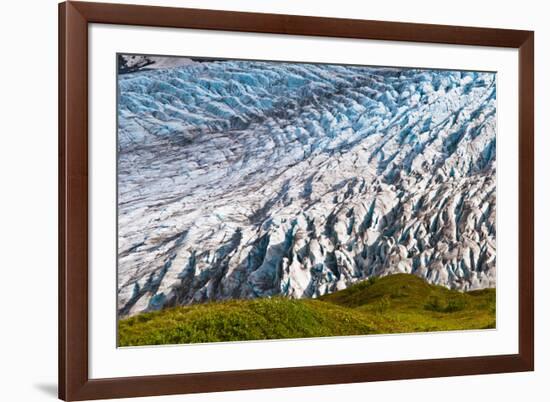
(72, 1, 531, 47)
(518, 32, 535, 370)
(59, 2, 89, 400)
(58, 1, 534, 400)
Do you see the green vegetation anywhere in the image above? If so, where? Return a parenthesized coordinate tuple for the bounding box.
(118, 274, 496, 346)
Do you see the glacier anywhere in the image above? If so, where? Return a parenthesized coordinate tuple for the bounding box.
(117, 57, 496, 317)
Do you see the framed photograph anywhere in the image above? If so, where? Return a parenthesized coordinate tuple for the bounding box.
(59, 1, 534, 400)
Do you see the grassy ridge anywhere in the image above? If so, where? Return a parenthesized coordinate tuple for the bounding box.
(119, 274, 496, 346)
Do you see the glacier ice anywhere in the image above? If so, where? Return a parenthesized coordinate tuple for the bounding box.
(116, 58, 496, 317)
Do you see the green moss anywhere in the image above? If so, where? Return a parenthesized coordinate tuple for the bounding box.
(119, 274, 496, 346)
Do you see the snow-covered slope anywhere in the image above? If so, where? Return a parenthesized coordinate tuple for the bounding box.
(117, 59, 496, 317)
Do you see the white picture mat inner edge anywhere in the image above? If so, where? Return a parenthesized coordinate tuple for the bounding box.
(89, 23, 519, 379)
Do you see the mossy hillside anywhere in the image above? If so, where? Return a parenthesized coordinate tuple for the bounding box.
(119, 274, 496, 346)
(320, 274, 496, 334)
(119, 298, 377, 346)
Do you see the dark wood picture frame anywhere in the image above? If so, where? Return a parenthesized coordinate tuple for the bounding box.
(59, 1, 534, 400)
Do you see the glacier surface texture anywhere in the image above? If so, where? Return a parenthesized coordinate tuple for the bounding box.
(117, 57, 496, 317)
